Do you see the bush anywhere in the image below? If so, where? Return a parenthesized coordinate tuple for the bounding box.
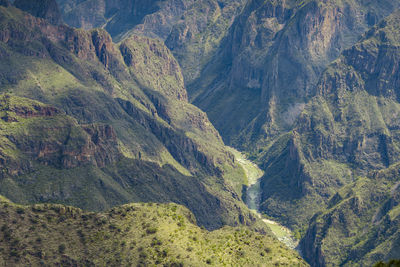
(146, 227, 157, 235)
(16, 207, 25, 214)
(58, 244, 66, 254)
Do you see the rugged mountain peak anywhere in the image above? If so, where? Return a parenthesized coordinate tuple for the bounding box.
(14, 0, 63, 25)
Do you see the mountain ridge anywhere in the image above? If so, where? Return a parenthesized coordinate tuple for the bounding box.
(0, 3, 256, 231)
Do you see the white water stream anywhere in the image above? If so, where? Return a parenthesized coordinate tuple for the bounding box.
(229, 148, 299, 250)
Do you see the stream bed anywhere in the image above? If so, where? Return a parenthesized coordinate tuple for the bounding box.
(228, 148, 300, 250)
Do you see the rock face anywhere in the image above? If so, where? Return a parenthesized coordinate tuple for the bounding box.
(57, 0, 176, 38)
(178, 0, 400, 256)
(164, 0, 247, 82)
(0, 3, 253, 230)
(14, 0, 63, 25)
(267, 9, 400, 266)
(0, 96, 121, 173)
(190, 0, 400, 148)
(56, 0, 246, 81)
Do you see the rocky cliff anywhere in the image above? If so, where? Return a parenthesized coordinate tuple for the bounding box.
(0, 3, 253, 230)
(190, 0, 400, 148)
(270, 9, 400, 266)
(56, 0, 247, 82)
(181, 0, 400, 249)
(301, 164, 400, 266)
(56, 0, 186, 39)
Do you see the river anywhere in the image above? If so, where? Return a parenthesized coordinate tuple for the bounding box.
(228, 148, 300, 250)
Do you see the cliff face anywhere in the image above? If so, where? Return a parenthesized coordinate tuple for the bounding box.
(56, 0, 247, 82)
(0, 95, 121, 175)
(164, 0, 247, 82)
(272, 10, 400, 266)
(190, 0, 400, 148)
(56, 0, 184, 39)
(0, 4, 252, 230)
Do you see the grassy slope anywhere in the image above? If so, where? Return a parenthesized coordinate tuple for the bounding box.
(0, 197, 307, 266)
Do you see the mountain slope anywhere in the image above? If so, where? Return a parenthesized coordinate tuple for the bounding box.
(250, 9, 400, 265)
(56, 0, 247, 82)
(294, 10, 400, 266)
(257, 6, 400, 231)
(301, 163, 400, 266)
(190, 0, 400, 149)
(0, 3, 252, 230)
(0, 196, 307, 266)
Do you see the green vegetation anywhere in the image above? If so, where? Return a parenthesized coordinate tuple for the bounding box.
(0, 3, 254, 232)
(375, 260, 400, 267)
(4, 0, 400, 266)
(0, 197, 307, 266)
(252, 1, 400, 235)
(301, 163, 400, 266)
(296, 10, 400, 265)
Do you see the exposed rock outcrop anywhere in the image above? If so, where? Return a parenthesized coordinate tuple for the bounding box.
(0, 3, 251, 231)
(293, 9, 400, 267)
(190, 0, 400, 148)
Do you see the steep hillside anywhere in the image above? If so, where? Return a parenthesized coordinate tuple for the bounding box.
(256, 9, 400, 264)
(0, 197, 307, 266)
(190, 0, 400, 149)
(181, 0, 400, 237)
(0, 3, 253, 230)
(294, 10, 400, 265)
(301, 163, 400, 266)
(56, 0, 247, 82)
(164, 0, 246, 82)
(57, 0, 189, 40)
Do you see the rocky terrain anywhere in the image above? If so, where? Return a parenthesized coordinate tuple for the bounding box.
(0, 1, 256, 231)
(296, 10, 400, 265)
(56, 0, 247, 81)
(2, 0, 400, 266)
(190, 0, 400, 148)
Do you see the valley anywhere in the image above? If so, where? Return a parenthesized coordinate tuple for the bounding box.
(230, 147, 300, 251)
(0, 0, 400, 265)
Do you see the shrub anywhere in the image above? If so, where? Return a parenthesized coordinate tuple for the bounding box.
(16, 207, 25, 214)
(58, 244, 66, 254)
(146, 227, 157, 235)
